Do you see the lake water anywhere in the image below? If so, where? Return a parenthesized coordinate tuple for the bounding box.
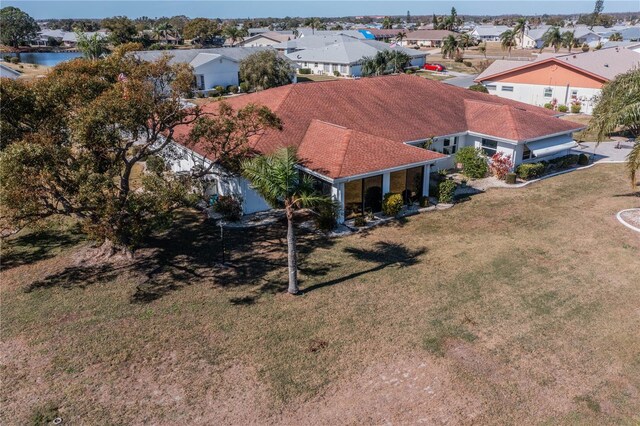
(8, 52, 83, 67)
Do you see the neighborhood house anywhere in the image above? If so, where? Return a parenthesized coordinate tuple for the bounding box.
(475, 47, 640, 114)
(281, 37, 427, 76)
(133, 46, 295, 92)
(167, 75, 583, 222)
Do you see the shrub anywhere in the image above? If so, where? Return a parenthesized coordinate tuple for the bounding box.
(570, 102, 581, 113)
(3, 55, 12, 62)
(455, 146, 488, 179)
(208, 90, 218, 97)
(438, 180, 456, 203)
(213, 195, 243, 221)
(516, 162, 545, 180)
(505, 172, 517, 184)
(214, 85, 225, 95)
(314, 203, 337, 231)
(557, 104, 569, 113)
(581, 43, 590, 52)
(578, 153, 590, 165)
(382, 193, 404, 216)
(454, 52, 464, 63)
(405, 69, 414, 74)
(239, 82, 250, 93)
(543, 103, 554, 109)
(333, 70, 341, 77)
(226, 85, 238, 94)
(145, 155, 166, 175)
(489, 152, 514, 180)
(298, 68, 311, 74)
(353, 216, 366, 227)
(196, 92, 205, 98)
(463, 61, 473, 67)
(468, 83, 489, 93)
(10, 56, 20, 64)
(419, 196, 430, 207)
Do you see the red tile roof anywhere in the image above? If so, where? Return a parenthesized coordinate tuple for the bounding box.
(298, 120, 441, 179)
(174, 74, 583, 179)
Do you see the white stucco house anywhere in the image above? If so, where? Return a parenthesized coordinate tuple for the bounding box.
(133, 46, 296, 92)
(519, 26, 601, 49)
(475, 47, 640, 114)
(165, 75, 584, 222)
(280, 37, 426, 77)
(468, 25, 512, 42)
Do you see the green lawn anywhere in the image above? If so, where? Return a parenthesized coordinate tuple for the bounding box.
(2, 164, 639, 424)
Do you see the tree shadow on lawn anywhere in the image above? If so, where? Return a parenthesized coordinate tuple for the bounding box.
(24, 210, 337, 303)
(2, 226, 85, 270)
(301, 241, 427, 294)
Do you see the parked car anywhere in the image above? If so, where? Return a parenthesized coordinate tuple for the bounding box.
(423, 63, 446, 72)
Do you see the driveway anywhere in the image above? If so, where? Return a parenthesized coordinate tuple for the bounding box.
(444, 73, 478, 88)
(573, 141, 633, 163)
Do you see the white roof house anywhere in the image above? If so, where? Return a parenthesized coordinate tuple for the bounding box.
(284, 38, 427, 77)
(134, 47, 295, 91)
(520, 26, 601, 49)
(469, 25, 512, 41)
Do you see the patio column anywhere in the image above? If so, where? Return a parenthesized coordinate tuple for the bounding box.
(332, 182, 345, 224)
(422, 164, 431, 197)
(382, 172, 390, 195)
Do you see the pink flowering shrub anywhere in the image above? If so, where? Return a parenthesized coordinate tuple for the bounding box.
(489, 152, 514, 180)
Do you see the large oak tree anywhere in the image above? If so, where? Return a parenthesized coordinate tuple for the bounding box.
(0, 46, 281, 254)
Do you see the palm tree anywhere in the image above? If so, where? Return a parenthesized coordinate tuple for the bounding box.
(441, 34, 459, 59)
(305, 17, 323, 34)
(458, 33, 474, 53)
(395, 31, 407, 45)
(76, 31, 108, 60)
(513, 17, 529, 48)
(609, 32, 623, 42)
(382, 17, 393, 29)
(542, 27, 563, 52)
(562, 30, 576, 53)
(242, 148, 333, 294)
(499, 30, 517, 57)
(223, 26, 247, 46)
(588, 69, 640, 189)
(478, 42, 487, 58)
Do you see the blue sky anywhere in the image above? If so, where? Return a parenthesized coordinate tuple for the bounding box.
(5, 1, 639, 19)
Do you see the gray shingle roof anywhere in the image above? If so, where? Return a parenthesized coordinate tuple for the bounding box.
(133, 46, 273, 66)
(285, 39, 425, 65)
(476, 47, 640, 82)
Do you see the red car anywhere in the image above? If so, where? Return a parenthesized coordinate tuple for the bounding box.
(423, 63, 446, 72)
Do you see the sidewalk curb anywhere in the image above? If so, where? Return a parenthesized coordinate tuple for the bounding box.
(616, 209, 640, 233)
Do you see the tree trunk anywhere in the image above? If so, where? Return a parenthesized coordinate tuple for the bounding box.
(286, 207, 299, 294)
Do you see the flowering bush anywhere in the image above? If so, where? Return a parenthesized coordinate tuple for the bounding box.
(570, 101, 582, 113)
(489, 152, 514, 180)
(382, 193, 404, 216)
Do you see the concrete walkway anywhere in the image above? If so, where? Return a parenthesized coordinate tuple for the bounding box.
(573, 141, 633, 163)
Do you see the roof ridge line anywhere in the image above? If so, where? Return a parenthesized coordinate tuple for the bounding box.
(336, 128, 354, 178)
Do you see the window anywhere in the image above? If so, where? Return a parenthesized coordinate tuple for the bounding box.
(486, 84, 497, 91)
(543, 87, 553, 97)
(314, 62, 318, 67)
(481, 138, 498, 156)
(522, 145, 534, 160)
(501, 86, 514, 92)
(442, 137, 458, 155)
(390, 167, 423, 204)
(571, 90, 578, 99)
